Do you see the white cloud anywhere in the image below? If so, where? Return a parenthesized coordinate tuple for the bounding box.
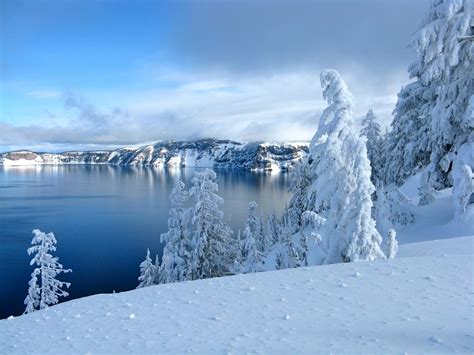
(27, 89, 62, 99)
(1, 66, 410, 151)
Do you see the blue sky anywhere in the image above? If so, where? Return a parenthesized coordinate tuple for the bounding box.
(1, 0, 429, 151)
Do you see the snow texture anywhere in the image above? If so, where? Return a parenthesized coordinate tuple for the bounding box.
(2, 235, 472, 354)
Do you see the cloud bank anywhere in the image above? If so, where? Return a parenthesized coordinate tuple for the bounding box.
(0, 0, 429, 151)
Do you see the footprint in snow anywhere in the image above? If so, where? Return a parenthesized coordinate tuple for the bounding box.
(429, 336, 442, 344)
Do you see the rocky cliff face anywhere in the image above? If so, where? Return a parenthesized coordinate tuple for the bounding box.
(0, 139, 308, 171)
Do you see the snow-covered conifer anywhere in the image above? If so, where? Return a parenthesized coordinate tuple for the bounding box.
(266, 211, 281, 245)
(241, 202, 264, 273)
(384, 83, 432, 187)
(383, 229, 398, 259)
(288, 158, 311, 231)
(387, 0, 473, 204)
(306, 69, 385, 264)
(279, 211, 299, 268)
(24, 269, 40, 314)
(137, 249, 156, 288)
(189, 169, 235, 279)
(360, 109, 383, 183)
(452, 134, 474, 224)
(160, 177, 192, 283)
(25, 229, 71, 312)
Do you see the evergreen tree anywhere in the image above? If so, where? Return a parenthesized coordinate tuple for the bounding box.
(24, 229, 71, 313)
(383, 229, 398, 259)
(241, 202, 264, 273)
(24, 269, 40, 314)
(387, 0, 473, 204)
(266, 211, 281, 245)
(279, 210, 299, 268)
(418, 0, 473, 205)
(189, 169, 235, 279)
(373, 187, 393, 238)
(306, 69, 385, 264)
(384, 82, 432, 186)
(452, 133, 474, 224)
(160, 177, 192, 283)
(288, 158, 311, 232)
(360, 109, 383, 183)
(137, 248, 156, 288)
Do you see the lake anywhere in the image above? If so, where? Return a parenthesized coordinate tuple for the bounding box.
(0, 165, 291, 318)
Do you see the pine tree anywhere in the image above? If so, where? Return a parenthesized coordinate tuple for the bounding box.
(241, 202, 264, 273)
(279, 210, 299, 268)
(288, 158, 311, 232)
(306, 69, 385, 264)
(383, 229, 398, 259)
(137, 248, 156, 288)
(386, 0, 473, 204)
(266, 211, 281, 245)
(373, 187, 393, 238)
(360, 109, 383, 184)
(189, 169, 235, 279)
(25, 229, 71, 313)
(160, 177, 192, 283)
(452, 133, 474, 223)
(384, 82, 432, 186)
(153, 254, 161, 284)
(418, 0, 473, 205)
(24, 269, 40, 314)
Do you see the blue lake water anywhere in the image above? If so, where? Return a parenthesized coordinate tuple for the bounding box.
(0, 165, 290, 318)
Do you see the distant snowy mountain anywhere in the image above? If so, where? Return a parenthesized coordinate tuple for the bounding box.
(0, 139, 308, 171)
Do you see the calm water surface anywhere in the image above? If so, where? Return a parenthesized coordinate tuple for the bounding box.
(0, 165, 290, 318)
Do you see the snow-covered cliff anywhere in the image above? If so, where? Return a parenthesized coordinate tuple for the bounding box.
(0, 139, 308, 171)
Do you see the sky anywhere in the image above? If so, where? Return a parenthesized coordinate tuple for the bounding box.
(0, 0, 430, 152)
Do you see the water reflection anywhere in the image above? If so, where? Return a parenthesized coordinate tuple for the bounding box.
(0, 165, 290, 318)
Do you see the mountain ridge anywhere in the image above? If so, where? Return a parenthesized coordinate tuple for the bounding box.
(0, 139, 309, 171)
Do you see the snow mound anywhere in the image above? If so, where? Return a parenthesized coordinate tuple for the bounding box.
(1, 236, 473, 354)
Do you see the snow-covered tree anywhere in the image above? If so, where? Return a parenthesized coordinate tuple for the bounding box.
(306, 69, 385, 264)
(153, 255, 161, 284)
(277, 210, 300, 269)
(137, 248, 156, 288)
(288, 158, 311, 231)
(160, 177, 192, 283)
(383, 229, 398, 259)
(241, 202, 264, 273)
(360, 109, 384, 183)
(266, 211, 281, 245)
(386, 0, 473, 204)
(189, 169, 235, 279)
(24, 269, 40, 314)
(452, 133, 474, 224)
(419, 0, 473, 204)
(24, 229, 71, 313)
(384, 82, 433, 187)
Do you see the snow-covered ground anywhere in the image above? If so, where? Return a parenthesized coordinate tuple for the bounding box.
(2, 236, 473, 354)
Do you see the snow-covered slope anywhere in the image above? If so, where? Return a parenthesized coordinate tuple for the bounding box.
(2, 235, 472, 354)
(0, 139, 309, 171)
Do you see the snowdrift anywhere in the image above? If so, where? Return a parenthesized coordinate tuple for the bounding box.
(2, 235, 473, 354)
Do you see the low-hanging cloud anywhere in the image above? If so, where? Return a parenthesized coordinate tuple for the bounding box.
(1, 68, 408, 152)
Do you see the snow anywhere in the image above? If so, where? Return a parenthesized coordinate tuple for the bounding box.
(2, 231, 472, 353)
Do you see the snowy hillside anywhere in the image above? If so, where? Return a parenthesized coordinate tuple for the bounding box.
(2, 232, 473, 354)
(0, 139, 308, 171)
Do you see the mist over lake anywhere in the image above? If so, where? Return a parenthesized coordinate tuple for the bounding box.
(0, 165, 290, 318)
